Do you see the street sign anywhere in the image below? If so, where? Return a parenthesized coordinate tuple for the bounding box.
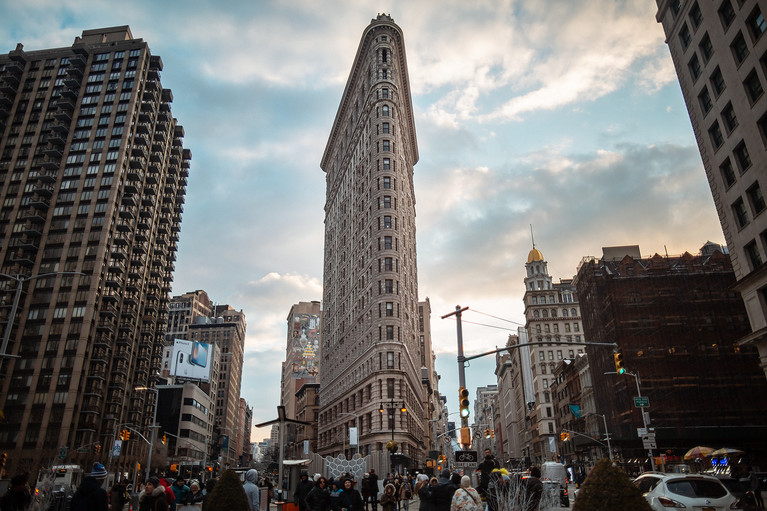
(77, 447, 89, 453)
(429, 450, 440, 460)
(642, 434, 656, 450)
(58, 446, 67, 460)
(634, 396, 649, 408)
(455, 450, 478, 467)
(113, 439, 122, 457)
(637, 428, 647, 436)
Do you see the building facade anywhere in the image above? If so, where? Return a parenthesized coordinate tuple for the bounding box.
(522, 245, 585, 464)
(317, 14, 425, 468)
(656, 0, 767, 377)
(0, 26, 189, 475)
(166, 289, 213, 342)
(281, 301, 321, 420)
(187, 305, 246, 465)
(575, 244, 767, 466)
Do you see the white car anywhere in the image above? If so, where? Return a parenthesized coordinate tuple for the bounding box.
(633, 472, 739, 510)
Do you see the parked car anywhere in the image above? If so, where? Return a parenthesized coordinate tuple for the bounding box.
(633, 473, 738, 511)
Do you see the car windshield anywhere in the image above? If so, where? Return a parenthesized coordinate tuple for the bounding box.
(667, 479, 728, 499)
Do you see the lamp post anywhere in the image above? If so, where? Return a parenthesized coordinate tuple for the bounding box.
(586, 413, 613, 461)
(0, 272, 86, 357)
(135, 385, 165, 479)
(379, 400, 407, 474)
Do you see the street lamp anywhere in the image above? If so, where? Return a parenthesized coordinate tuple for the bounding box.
(0, 271, 86, 357)
(586, 413, 613, 461)
(379, 399, 407, 474)
(135, 385, 164, 478)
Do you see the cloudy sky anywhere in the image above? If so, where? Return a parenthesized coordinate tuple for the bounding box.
(1, 0, 726, 441)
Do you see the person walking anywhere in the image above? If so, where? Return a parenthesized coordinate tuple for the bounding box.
(70, 462, 109, 511)
(449, 476, 482, 511)
(0, 474, 32, 511)
(139, 477, 170, 511)
(398, 477, 412, 511)
(520, 467, 542, 511)
(305, 477, 331, 511)
(476, 449, 499, 501)
(295, 471, 315, 511)
(183, 480, 204, 506)
(414, 474, 433, 511)
(340, 478, 364, 511)
(171, 478, 190, 511)
(243, 469, 261, 511)
(379, 484, 397, 511)
(366, 470, 380, 511)
(110, 479, 131, 511)
(428, 471, 455, 511)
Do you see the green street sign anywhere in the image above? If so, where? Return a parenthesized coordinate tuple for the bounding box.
(634, 396, 649, 408)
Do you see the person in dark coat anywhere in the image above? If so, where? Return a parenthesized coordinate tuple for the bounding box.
(414, 474, 432, 511)
(110, 480, 131, 511)
(139, 477, 169, 511)
(379, 484, 397, 511)
(521, 467, 542, 511)
(428, 471, 455, 511)
(366, 469, 380, 511)
(295, 471, 315, 511)
(476, 449, 499, 500)
(340, 478, 364, 511)
(0, 473, 33, 511)
(305, 477, 331, 511)
(70, 462, 109, 511)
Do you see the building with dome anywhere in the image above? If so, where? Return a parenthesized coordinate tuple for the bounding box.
(521, 243, 585, 463)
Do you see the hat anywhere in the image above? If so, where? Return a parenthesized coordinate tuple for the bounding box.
(189, 480, 200, 489)
(89, 463, 108, 479)
(147, 476, 160, 487)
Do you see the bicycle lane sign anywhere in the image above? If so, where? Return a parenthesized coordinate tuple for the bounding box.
(455, 450, 478, 467)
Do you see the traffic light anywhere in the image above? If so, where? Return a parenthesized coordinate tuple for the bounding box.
(614, 351, 625, 375)
(459, 387, 470, 419)
(460, 426, 472, 448)
(0, 453, 6, 466)
(170, 464, 178, 472)
(94, 443, 101, 454)
(484, 428, 492, 439)
(161, 435, 167, 445)
(560, 432, 570, 442)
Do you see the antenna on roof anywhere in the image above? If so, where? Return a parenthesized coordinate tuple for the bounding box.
(530, 224, 535, 248)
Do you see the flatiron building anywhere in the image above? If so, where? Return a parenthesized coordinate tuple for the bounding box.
(317, 14, 427, 468)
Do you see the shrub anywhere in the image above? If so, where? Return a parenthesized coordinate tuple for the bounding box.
(573, 459, 651, 511)
(204, 469, 250, 511)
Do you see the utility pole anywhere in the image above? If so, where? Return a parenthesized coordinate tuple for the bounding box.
(442, 305, 470, 447)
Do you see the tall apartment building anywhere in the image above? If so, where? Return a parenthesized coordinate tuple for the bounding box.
(317, 14, 425, 469)
(0, 26, 189, 475)
(188, 305, 246, 465)
(656, 0, 767, 376)
(522, 245, 585, 464)
(166, 289, 213, 341)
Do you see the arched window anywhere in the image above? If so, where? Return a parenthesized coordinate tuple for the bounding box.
(382, 105, 390, 116)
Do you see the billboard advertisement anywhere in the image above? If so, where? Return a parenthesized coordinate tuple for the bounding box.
(289, 314, 320, 378)
(171, 339, 212, 382)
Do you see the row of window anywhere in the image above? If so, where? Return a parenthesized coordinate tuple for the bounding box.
(533, 322, 579, 334)
(531, 307, 579, 318)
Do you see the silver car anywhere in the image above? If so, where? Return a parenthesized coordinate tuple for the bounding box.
(633, 473, 738, 511)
